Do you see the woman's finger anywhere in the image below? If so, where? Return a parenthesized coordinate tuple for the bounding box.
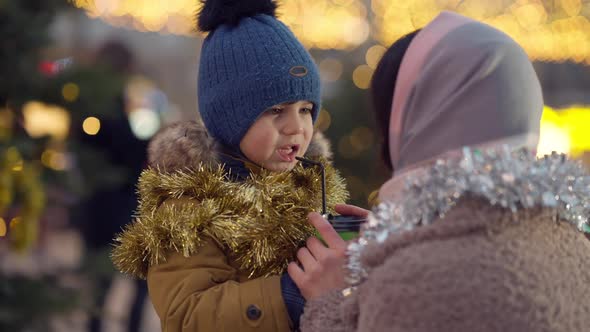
(334, 204, 370, 218)
(296, 247, 317, 269)
(309, 212, 346, 250)
(287, 262, 305, 285)
(306, 236, 328, 259)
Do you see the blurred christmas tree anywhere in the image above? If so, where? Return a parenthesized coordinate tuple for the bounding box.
(1, 1, 131, 330)
(0, 0, 68, 251)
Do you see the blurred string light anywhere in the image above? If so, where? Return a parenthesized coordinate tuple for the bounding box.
(352, 64, 373, 89)
(62, 82, 80, 102)
(537, 105, 590, 157)
(22, 102, 71, 141)
(71, 0, 370, 49)
(315, 109, 332, 132)
(125, 76, 163, 139)
(70, 0, 195, 35)
(73, 0, 590, 63)
(372, 0, 590, 65)
(0, 218, 6, 237)
(128, 108, 161, 139)
(41, 149, 69, 171)
(365, 44, 387, 69)
(82, 116, 101, 135)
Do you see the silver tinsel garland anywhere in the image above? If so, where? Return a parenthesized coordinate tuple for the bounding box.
(346, 146, 590, 286)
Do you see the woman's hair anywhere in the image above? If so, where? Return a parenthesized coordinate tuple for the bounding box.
(370, 30, 420, 171)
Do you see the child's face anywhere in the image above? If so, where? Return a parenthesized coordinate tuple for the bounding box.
(240, 100, 314, 172)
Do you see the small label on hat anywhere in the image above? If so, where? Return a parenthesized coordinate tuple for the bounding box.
(289, 66, 308, 77)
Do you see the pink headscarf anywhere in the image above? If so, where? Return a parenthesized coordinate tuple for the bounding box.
(379, 12, 543, 202)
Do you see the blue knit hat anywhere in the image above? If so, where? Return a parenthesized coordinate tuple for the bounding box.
(197, 0, 321, 149)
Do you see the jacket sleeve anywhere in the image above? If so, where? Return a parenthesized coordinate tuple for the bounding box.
(280, 272, 306, 330)
(147, 236, 292, 332)
(301, 290, 358, 332)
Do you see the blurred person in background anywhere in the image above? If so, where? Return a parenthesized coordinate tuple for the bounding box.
(74, 39, 149, 332)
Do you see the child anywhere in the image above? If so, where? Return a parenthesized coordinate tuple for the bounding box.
(111, 0, 348, 331)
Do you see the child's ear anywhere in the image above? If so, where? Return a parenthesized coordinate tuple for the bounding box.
(306, 131, 333, 160)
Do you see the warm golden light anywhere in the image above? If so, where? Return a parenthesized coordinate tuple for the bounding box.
(12, 160, 23, 172)
(62, 83, 80, 102)
(41, 149, 69, 171)
(22, 102, 71, 141)
(537, 105, 590, 157)
(365, 45, 387, 69)
(372, 0, 590, 64)
(72, 0, 370, 50)
(83, 117, 101, 135)
(352, 65, 373, 89)
(72, 0, 590, 61)
(0, 218, 6, 237)
(9, 217, 21, 230)
(315, 109, 332, 132)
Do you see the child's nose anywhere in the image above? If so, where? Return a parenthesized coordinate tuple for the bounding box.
(281, 114, 305, 135)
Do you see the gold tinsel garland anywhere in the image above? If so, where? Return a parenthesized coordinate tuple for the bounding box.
(0, 146, 45, 251)
(112, 159, 348, 279)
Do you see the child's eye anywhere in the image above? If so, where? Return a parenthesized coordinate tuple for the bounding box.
(268, 107, 283, 115)
(300, 107, 312, 114)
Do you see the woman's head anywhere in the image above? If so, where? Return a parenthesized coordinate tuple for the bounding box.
(371, 12, 543, 175)
(371, 30, 421, 171)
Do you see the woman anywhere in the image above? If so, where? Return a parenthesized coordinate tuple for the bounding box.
(300, 11, 590, 332)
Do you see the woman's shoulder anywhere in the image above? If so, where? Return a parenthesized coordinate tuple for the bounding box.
(349, 147, 589, 284)
(354, 203, 590, 331)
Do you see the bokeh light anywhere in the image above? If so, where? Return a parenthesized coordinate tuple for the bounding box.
(72, 1, 590, 61)
(365, 44, 387, 69)
(128, 108, 161, 140)
(372, 0, 590, 64)
(0, 218, 6, 237)
(319, 58, 344, 82)
(9, 217, 21, 230)
(352, 65, 374, 89)
(72, 0, 370, 50)
(537, 105, 590, 157)
(62, 83, 80, 102)
(41, 149, 69, 171)
(22, 101, 71, 141)
(82, 117, 101, 135)
(315, 109, 332, 132)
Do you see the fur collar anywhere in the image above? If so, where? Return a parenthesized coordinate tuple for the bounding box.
(347, 147, 590, 286)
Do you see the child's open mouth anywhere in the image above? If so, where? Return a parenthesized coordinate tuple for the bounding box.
(277, 144, 300, 162)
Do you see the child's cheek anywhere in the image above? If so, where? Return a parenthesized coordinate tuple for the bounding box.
(257, 133, 277, 156)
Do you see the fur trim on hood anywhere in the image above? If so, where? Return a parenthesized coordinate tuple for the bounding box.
(148, 121, 333, 172)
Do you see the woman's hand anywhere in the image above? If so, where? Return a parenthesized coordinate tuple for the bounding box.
(288, 212, 348, 300)
(334, 204, 370, 219)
